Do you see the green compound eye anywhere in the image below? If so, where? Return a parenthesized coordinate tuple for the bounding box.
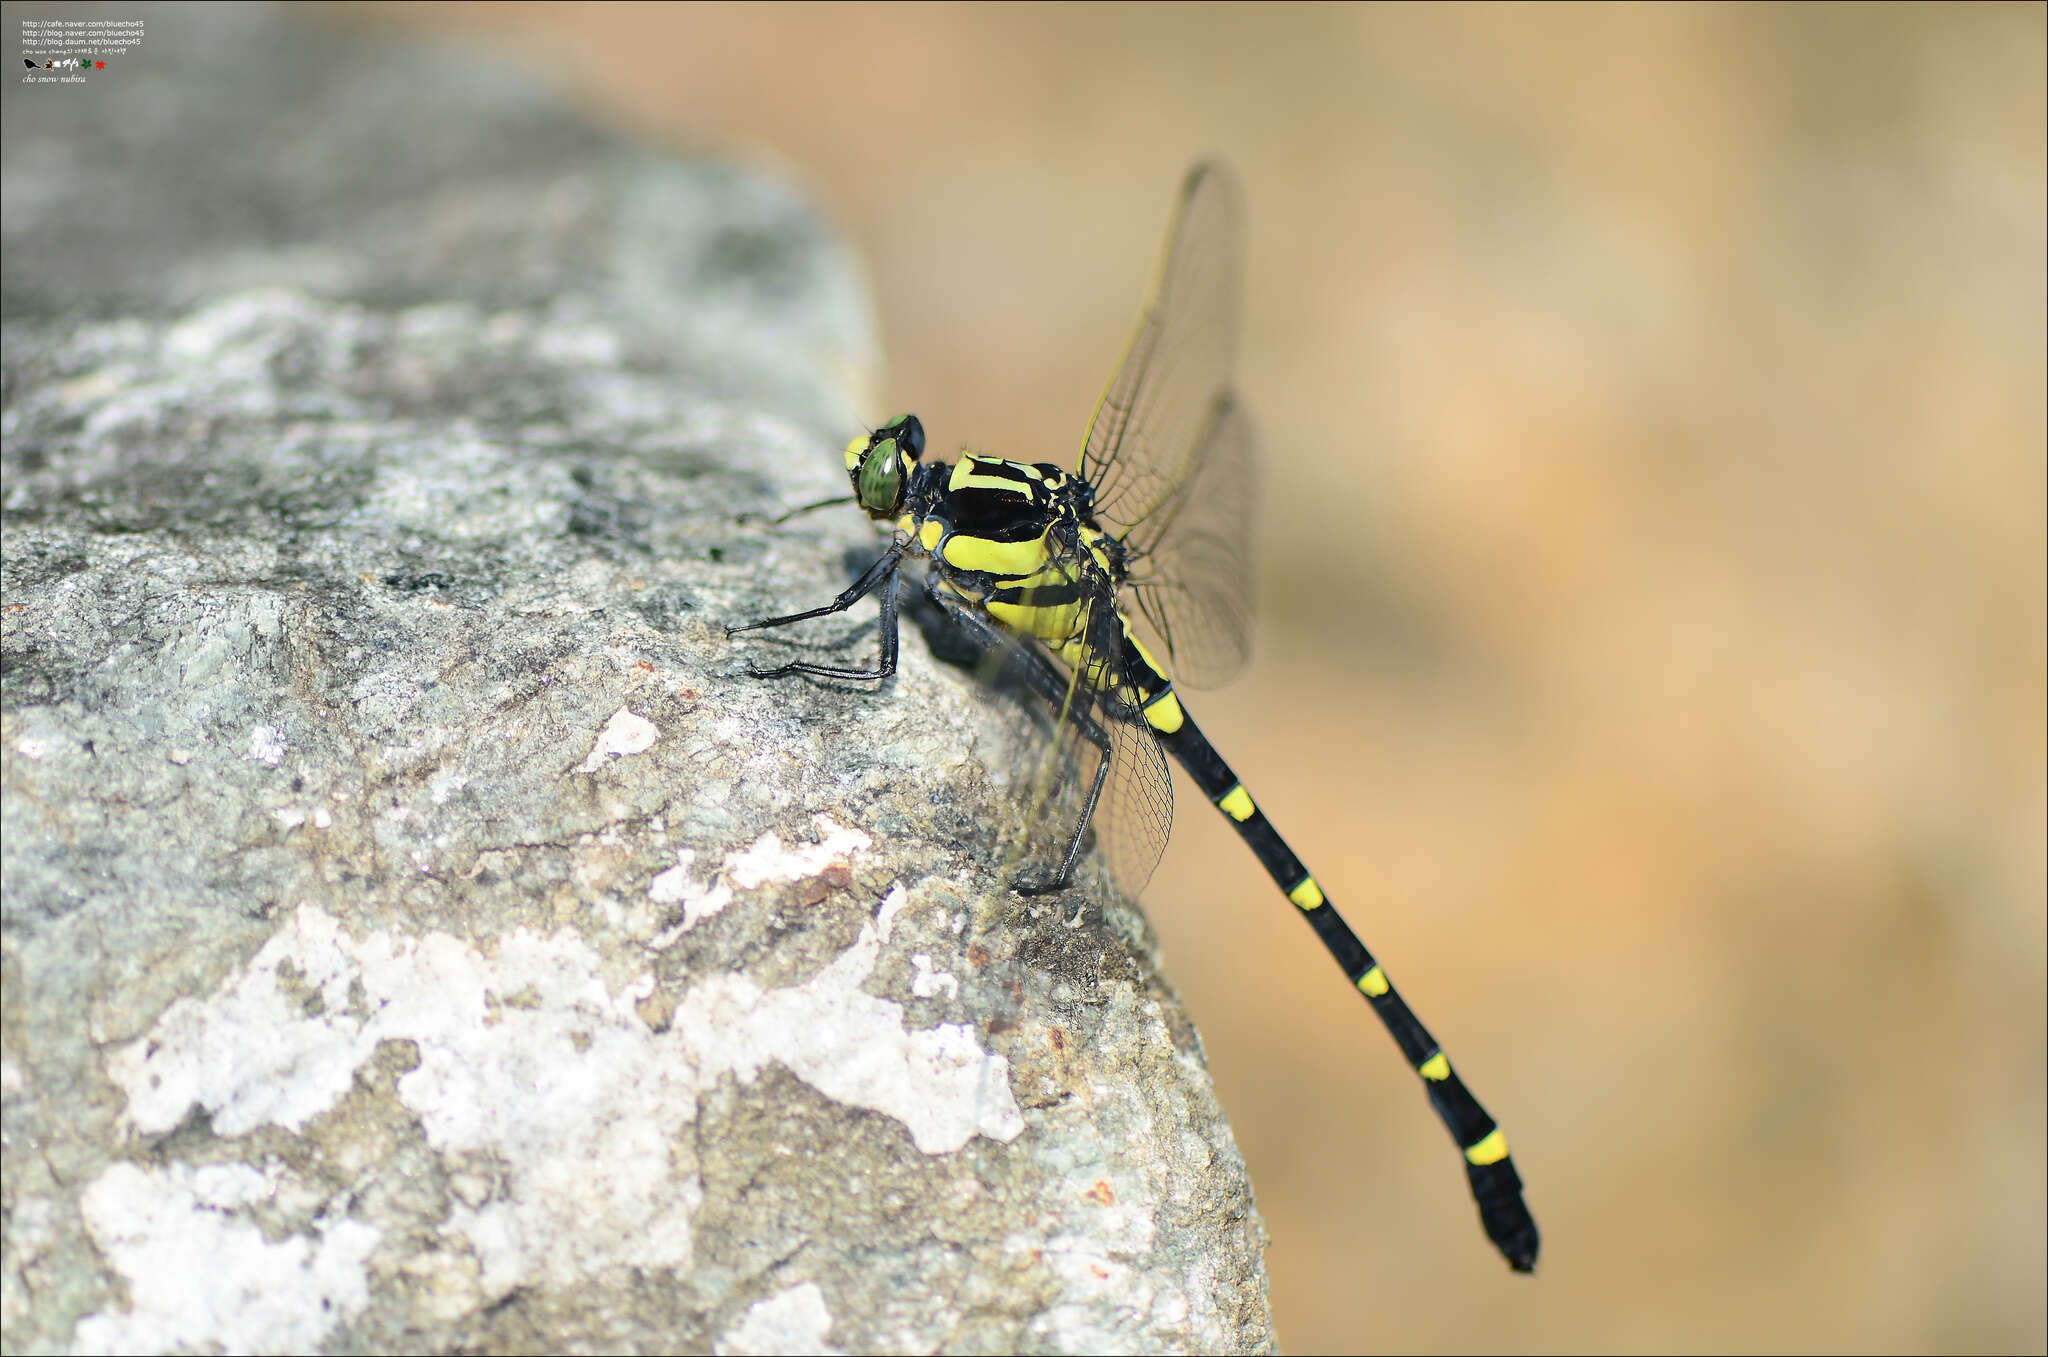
(856, 439, 905, 513)
(732, 162, 1538, 1277)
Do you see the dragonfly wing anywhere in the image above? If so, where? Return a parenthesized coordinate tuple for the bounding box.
(1080, 160, 1244, 538)
(1089, 683, 1175, 897)
(1004, 586, 1176, 899)
(1123, 391, 1259, 689)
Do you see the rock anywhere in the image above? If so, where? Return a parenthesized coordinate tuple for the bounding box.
(0, 7, 1272, 1353)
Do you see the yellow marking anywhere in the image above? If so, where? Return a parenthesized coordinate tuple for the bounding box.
(949, 457, 1029, 496)
(960, 472, 1026, 494)
(984, 562, 1090, 645)
(1464, 1129, 1510, 1166)
(1356, 965, 1389, 996)
(1069, 640, 1106, 678)
(943, 531, 1051, 577)
(990, 598, 1084, 645)
(1419, 1052, 1450, 1082)
(918, 519, 944, 552)
(844, 435, 867, 472)
(1216, 784, 1254, 821)
(1143, 690, 1186, 735)
(1288, 877, 1326, 911)
(1125, 631, 1169, 680)
(1056, 642, 1122, 695)
(1081, 526, 1118, 574)
(1055, 636, 1125, 694)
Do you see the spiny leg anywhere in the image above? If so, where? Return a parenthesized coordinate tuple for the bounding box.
(921, 583, 1114, 895)
(728, 537, 908, 635)
(1015, 685, 1112, 896)
(727, 539, 907, 681)
(738, 569, 901, 682)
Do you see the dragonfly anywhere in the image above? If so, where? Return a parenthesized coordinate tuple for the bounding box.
(728, 160, 1539, 1272)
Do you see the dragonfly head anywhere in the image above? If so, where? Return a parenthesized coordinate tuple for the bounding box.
(845, 414, 925, 517)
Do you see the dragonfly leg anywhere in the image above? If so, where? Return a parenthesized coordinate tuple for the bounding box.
(1015, 709, 1109, 896)
(729, 542, 905, 681)
(919, 582, 1113, 896)
(727, 538, 908, 635)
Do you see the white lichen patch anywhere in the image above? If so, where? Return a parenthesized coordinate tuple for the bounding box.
(427, 766, 470, 805)
(910, 954, 959, 1000)
(111, 906, 385, 1136)
(724, 815, 871, 889)
(106, 906, 703, 1297)
(649, 819, 874, 937)
(376, 930, 705, 1294)
(578, 705, 658, 771)
(101, 899, 1023, 1322)
(717, 1282, 842, 1357)
(69, 1161, 380, 1356)
(874, 884, 909, 942)
(648, 848, 734, 936)
(247, 724, 287, 765)
(995, 982, 1223, 1353)
(673, 920, 1023, 1153)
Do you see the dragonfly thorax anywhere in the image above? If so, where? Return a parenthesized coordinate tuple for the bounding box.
(734, 162, 1539, 1274)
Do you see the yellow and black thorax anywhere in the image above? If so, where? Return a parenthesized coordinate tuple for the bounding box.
(842, 415, 1181, 726)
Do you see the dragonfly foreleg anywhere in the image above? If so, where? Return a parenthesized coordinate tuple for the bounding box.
(727, 540, 906, 681)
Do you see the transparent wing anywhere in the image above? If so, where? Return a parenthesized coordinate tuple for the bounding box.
(1121, 392, 1259, 689)
(1080, 160, 1244, 539)
(1002, 593, 1175, 899)
(1059, 679, 1175, 898)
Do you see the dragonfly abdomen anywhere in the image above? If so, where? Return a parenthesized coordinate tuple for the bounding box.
(1150, 701, 1542, 1273)
(734, 160, 1539, 1274)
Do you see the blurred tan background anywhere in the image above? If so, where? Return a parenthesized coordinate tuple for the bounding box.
(350, 5, 2044, 1351)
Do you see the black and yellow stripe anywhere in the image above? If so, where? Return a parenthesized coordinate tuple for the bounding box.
(736, 449, 1540, 1272)
(732, 160, 1541, 1274)
(1023, 611, 1537, 1271)
(1135, 669, 1538, 1271)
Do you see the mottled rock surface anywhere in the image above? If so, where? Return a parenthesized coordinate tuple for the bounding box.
(0, 6, 1273, 1354)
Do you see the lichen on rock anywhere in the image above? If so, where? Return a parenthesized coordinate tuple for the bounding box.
(1, 8, 1273, 1354)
